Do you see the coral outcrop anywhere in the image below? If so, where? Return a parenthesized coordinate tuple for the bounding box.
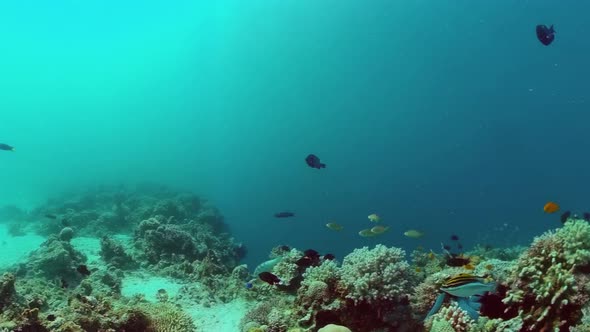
(502, 219, 590, 331)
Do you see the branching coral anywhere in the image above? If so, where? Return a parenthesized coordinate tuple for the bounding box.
(339, 244, 415, 304)
(426, 302, 475, 332)
(503, 219, 590, 330)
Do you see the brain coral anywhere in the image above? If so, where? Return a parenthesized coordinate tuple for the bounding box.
(339, 244, 415, 303)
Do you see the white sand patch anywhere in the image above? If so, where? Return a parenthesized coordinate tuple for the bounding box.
(121, 273, 185, 302)
(71, 237, 102, 264)
(0, 224, 45, 269)
(70, 234, 131, 266)
(187, 299, 251, 332)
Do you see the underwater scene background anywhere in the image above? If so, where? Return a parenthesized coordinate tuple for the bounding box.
(1, 0, 590, 331)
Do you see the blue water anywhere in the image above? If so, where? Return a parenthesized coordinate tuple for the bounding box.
(1, 0, 589, 268)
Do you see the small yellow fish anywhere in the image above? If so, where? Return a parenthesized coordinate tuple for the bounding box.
(326, 222, 343, 231)
(370, 225, 389, 234)
(368, 214, 380, 222)
(404, 229, 424, 239)
(463, 264, 475, 270)
(358, 229, 377, 237)
(428, 252, 436, 260)
(415, 267, 422, 273)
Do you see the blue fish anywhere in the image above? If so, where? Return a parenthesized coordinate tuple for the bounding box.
(536, 24, 555, 46)
(305, 154, 326, 169)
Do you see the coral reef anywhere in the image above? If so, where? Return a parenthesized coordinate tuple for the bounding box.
(0, 273, 15, 311)
(7, 184, 590, 332)
(502, 219, 590, 331)
(241, 244, 421, 332)
(99, 236, 136, 269)
(340, 244, 415, 304)
(17, 236, 87, 282)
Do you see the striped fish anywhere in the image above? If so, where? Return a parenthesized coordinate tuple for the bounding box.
(440, 273, 496, 297)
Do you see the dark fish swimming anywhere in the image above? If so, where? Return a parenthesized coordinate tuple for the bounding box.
(560, 211, 571, 224)
(277, 245, 290, 252)
(258, 272, 282, 285)
(303, 249, 320, 259)
(305, 154, 326, 169)
(0, 143, 14, 151)
(76, 264, 91, 276)
(584, 212, 590, 222)
(45, 214, 57, 219)
(323, 253, 335, 260)
(446, 254, 471, 267)
(274, 212, 295, 218)
(536, 24, 555, 46)
(296, 256, 314, 268)
(450, 235, 460, 241)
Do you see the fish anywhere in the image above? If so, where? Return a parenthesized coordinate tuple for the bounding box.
(446, 254, 471, 267)
(305, 154, 326, 169)
(441, 274, 496, 297)
(428, 252, 436, 260)
(44, 214, 57, 219)
(258, 272, 282, 285)
(536, 24, 555, 46)
(560, 211, 571, 224)
(463, 263, 475, 270)
(303, 249, 320, 259)
(323, 254, 335, 260)
(76, 264, 91, 276)
(450, 235, 460, 241)
(46, 314, 56, 321)
(544, 201, 559, 214)
(367, 214, 380, 222)
(358, 228, 377, 237)
(274, 212, 295, 218)
(415, 267, 422, 273)
(584, 212, 590, 222)
(245, 282, 253, 289)
(404, 229, 424, 239)
(370, 225, 389, 234)
(295, 256, 314, 268)
(0, 143, 14, 151)
(295, 249, 321, 268)
(277, 245, 290, 251)
(326, 222, 343, 231)
(245, 278, 256, 289)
